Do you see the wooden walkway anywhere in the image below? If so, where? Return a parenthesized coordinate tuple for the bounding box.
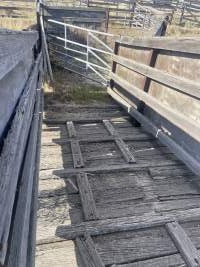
(36, 103, 200, 267)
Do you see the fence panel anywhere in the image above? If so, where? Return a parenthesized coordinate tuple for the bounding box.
(108, 36, 200, 175)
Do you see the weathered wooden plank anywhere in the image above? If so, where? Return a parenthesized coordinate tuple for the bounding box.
(166, 221, 200, 267)
(103, 120, 136, 163)
(117, 37, 200, 54)
(44, 159, 181, 176)
(113, 54, 200, 100)
(76, 237, 96, 267)
(77, 173, 99, 221)
(115, 138, 136, 163)
(103, 119, 119, 136)
(110, 73, 200, 143)
(84, 234, 105, 267)
(0, 53, 42, 265)
(66, 121, 77, 138)
(56, 208, 200, 240)
(115, 252, 185, 267)
(7, 89, 41, 267)
(42, 133, 153, 145)
(27, 88, 43, 267)
(148, 165, 192, 179)
(70, 140, 84, 168)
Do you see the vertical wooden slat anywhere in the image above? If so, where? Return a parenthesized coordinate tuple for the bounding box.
(77, 173, 99, 221)
(166, 221, 200, 267)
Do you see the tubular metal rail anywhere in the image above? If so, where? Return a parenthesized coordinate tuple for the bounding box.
(47, 19, 116, 85)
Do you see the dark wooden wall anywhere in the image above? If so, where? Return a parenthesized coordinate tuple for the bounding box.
(0, 30, 43, 267)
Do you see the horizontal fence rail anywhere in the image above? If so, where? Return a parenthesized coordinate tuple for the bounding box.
(108, 36, 200, 176)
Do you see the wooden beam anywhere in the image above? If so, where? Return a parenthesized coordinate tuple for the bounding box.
(103, 120, 136, 163)
(115, 138, 136, 163)
(110, 72, 200, 143)
(166, 221, 200, 267)
(76, 235, 105, 267)
(66, 121, 77, 138)
(70, 140, 84, 168)
(56, 208, 200, 240)
(77, 173, 99, 221)
(7, 89, 41, 267)
(113, 54, 200, 100)
(103, 119, 119, 137)
(116, 36, 200, 54)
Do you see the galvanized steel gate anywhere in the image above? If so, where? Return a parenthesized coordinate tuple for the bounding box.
(46, 19, 116, 85)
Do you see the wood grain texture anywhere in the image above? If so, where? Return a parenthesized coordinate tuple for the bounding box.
(71, 140, 84, 168)
(117, 36, 200, 54)
(77, 173, 99, 221)
(111, 72, 200, 143)
(113, 54, 200, 100)
(166, 221, 200, 267)
(0, 52, 42, 264)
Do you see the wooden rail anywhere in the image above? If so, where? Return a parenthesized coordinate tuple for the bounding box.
(108, 36, 200, 176)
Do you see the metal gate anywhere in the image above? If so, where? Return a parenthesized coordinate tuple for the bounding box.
(46, 19, 116, 85)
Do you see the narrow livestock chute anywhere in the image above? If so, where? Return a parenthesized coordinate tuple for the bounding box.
(1, 0, 200, 267)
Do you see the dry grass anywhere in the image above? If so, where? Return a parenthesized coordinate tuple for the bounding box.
(167, 23, 200, 37)
(0, 0, 36, 30)
(44, 65, 111, 105)
(0, 17, 36, 30)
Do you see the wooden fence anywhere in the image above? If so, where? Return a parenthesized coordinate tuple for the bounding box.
(41, 4, 108, 30)
(179, 0, 200, 25)
(108, 36, 200, 176)
(0, 30, 43, 266)
(0, 1, 35, 18)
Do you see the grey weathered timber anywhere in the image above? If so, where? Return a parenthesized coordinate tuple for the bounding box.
(27, 89, 43, 267)
(84, 234, 105, 267)
(56, 208, 200, 240)
(48, 159, 181, 176)
(45, 133, 152, 145)
(108, 88, 200, 176)
(70, 140, 84, 168)
(76, 235, 105, 267)
(115, 138, 136, 163)
(7, 88, 41, 267)
(103, 119, 119, 137)
(0, 53, 42, 264)
(117, 36, 200, 54)
(77, 173, 99, 220)
(110, 73, 200, 143)
(166, 221, 200, 267)
(103, 120, 136, 163)
(113, 54, 200, 100)
(0, 30, 38, 140)
(40, 15, 53, 80)
(66, 121, 77, 138)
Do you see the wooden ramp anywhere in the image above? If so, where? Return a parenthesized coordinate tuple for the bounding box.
(36, 103, 200, 267)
